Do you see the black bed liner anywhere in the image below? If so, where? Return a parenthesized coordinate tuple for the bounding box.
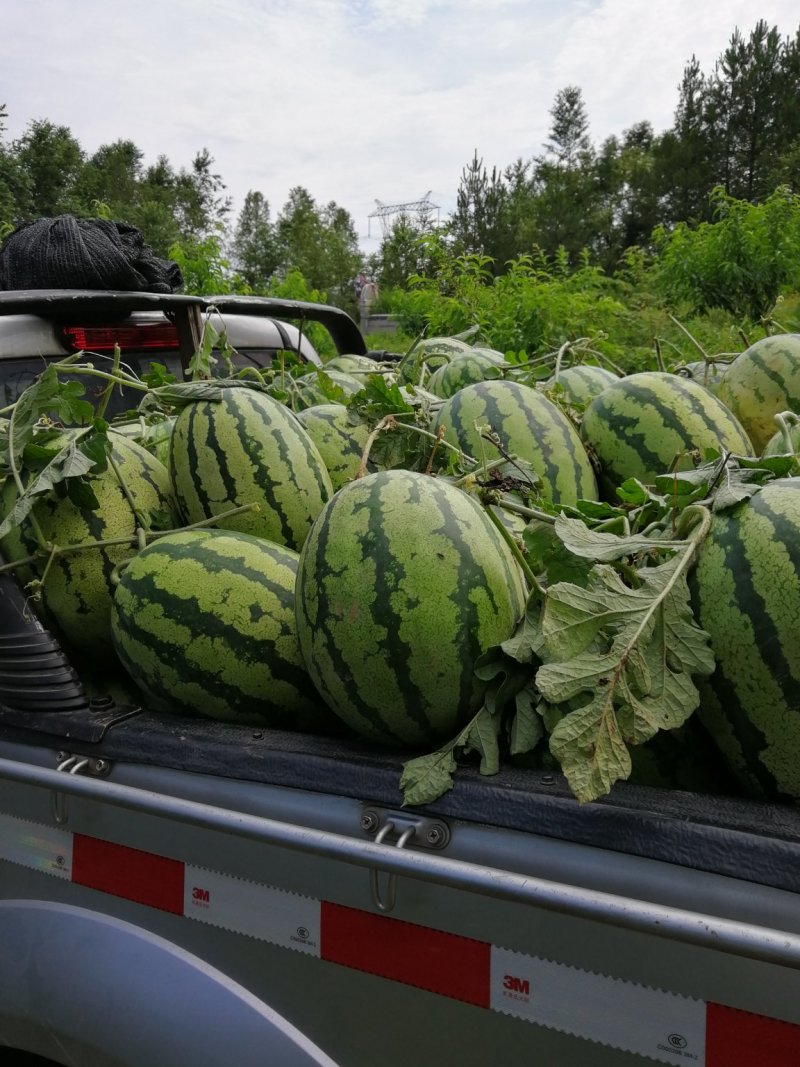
(2, 700, 799, 897)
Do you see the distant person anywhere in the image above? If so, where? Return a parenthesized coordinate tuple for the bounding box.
(359, 279, 378, 314)
(354, 271, 367, 300)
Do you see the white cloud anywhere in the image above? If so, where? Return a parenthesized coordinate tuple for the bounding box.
(1, 0, 798, 251)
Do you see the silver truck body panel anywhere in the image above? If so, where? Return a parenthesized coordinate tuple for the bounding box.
(2, 740, 800, 1066)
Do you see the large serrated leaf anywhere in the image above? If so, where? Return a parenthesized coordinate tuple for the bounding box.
(536, 549, 714, 803)
(553, 514, 685, 561)
(548, 689, 632, 803)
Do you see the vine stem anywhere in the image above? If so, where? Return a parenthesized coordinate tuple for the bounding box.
(668, 314, 709, 359)
(552, 341, 572, 384)
(0, 504, 260, 576)
(95, 344, 122, 421)
(482, 498, 542, 597)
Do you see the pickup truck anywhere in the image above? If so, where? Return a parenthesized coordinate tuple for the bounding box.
(2, 290, 800, 1067)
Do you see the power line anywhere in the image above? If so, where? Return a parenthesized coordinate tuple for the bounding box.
(367, 191, 440, 238)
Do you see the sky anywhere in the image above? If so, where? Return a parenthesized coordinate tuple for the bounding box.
(2, 0, 799, 256)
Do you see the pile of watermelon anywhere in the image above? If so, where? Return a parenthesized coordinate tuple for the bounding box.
(4, 330, 800, 805)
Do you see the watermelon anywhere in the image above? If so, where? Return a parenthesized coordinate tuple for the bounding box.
(470, 346, 509, 367)
(169, 385, 333, 552)
(688, 478, 800, 799)
(295, 469, 526, 746)
(427, 352, 503, 399)
(762, 412, 800, 459)
(296, 403, 372, 490)
(295, 368, 364, 409)
(397, 337, 473, 385)
(716, 334, 800, 453)
(545, 365, 620, 406)
(325, 354, 383, 379)
(433, 379, 598, 506)
(581, 371, 753, 498)
(1, 434, 177, 655)
(675, 361, 728, 394)
(110, 416, 175, 467)
(111, 529, 329, 731)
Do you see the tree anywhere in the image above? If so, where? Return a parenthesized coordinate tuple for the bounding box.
(654, 185, 800, 321)
(594, 122, 661, 266)
(450, 151, 510, 264)
(174, 148, 231, 240)
(12, 119, 85, 217)
(376, 211, 428, 288)
(275, 187, 360, 308)
(544, 86, 591, 169)
(231, 190, 278, 291)
(75, 140, 144, 218)
(531, 86, 600, 260)
(708, 21, 789, 201)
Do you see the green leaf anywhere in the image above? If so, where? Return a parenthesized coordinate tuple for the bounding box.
(548, 690, 632, 804)
(0, 435, 97, 540)
(400, 707, 501, 806)
(711, 463, 778, 512)
(141, 362, 177, 388)
(552, 514, 685, 562)
(509, 684, 545, 756)
(536, 548, 714, 803)
(188, 319, 219, 380)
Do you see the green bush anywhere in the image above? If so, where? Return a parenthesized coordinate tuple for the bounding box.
(653, 186, 800, 323)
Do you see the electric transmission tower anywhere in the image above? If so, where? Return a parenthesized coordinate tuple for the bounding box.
(368, 191, 440, 238)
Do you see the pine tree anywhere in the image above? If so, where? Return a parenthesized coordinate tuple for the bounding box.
(232, 190, 277, 291)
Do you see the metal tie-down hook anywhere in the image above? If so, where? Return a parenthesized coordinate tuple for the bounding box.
(51, 754, 90, 824)
(370, 821, 415, 913)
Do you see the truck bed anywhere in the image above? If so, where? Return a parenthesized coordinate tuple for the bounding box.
(2, 699, 799, 898)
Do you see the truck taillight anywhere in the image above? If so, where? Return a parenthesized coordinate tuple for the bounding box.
(61, 322, 180, 351)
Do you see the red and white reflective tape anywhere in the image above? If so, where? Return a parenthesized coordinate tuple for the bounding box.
(2, 810, 799, 1065)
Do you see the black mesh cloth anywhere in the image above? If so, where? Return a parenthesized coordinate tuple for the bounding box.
(0, 215, 183, 293)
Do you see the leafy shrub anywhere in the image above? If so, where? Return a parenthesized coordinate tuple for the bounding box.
(653, 186, 800, 322)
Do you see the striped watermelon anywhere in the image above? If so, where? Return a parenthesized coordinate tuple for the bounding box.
(675, 361, 727, 394)
(111, 529, 330, 730)
(295, 469, 526, 746)
(581, 372, 753, 498)
(398, 336, 473, 385)
(170, 386, 333, 552)
(689, 478, 800, 799)
(762, 412, 800, 459)
(295, 368, 364, 409)
(296, 403, 372, 490)
(325, 354, 383, 379)
(433, 379, 598, 506)
(110, 416, 175, 468)
(470, 346, 509, 366)
(716, 334, 800, 452)
(427, 352, 503, 399)
(545, 365, 619, 406)
(1, 434, 177, 656)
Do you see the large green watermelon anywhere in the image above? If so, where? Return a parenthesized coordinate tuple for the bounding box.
(296, 403, 372, 490)
(717, 334, 800, 453)
(433, 379, 598, 506)
(689, 478, 800, 799)
(169, 386, 333, 551)
(427, 352, 503, 399)
(581, 371, 753, 498)
(111, 529, 330, 731)
(1, 434, 177, 655)
(294, 368, 364, 409)
(545, 365, 620, 406)
(397, 337, 473, 385)
(295, 470, 526, 746)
